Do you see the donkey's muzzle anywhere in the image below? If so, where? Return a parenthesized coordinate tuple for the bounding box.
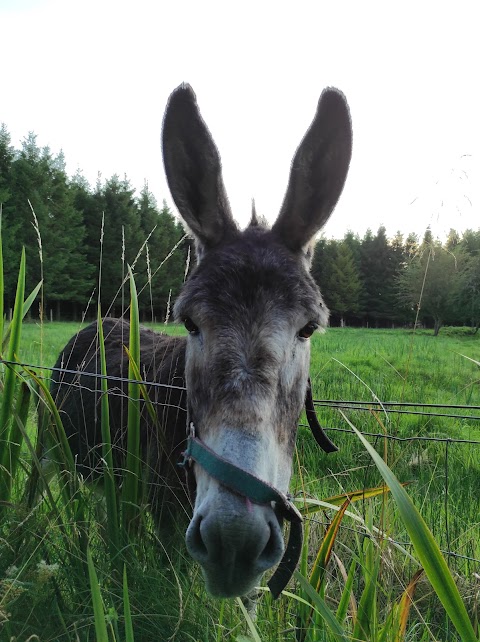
(186, 493, 284, 597)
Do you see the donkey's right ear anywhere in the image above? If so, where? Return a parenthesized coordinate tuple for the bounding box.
(162, 84, 238, 255)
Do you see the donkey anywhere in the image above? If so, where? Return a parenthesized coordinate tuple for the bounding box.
(50, 84, 352, 598)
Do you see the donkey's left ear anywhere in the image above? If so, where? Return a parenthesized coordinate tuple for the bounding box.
(272, 88, 352, 257)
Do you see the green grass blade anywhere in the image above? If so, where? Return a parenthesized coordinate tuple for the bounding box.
(2, 381, 31, 501)
(378, 603, 396, 642)
(24, 367, 76, 478)
(307, 501, 351, 638)
(14, 379, 62, 518)
(122, 267, 141, 531)
(3, 381, 31, 499)
(297, 497, 416, 563)
(123, 346, 163, 432)
(309, 499, 350, 592)
(0, 248, 25, 504)
(2, 281, 43, 353)
(98, 309, 120, 564)
(346, 415, 478, 642)
(236, 597, 262, 642)
(123, 564, 135, 642)
(0, 208, 4, 344)
(297, 520, 310, 633)
(22, 365, 87, 545)
(377, 569, 424, 642)
(300, 483, 410, 514)
(22, 281, 43, 318)
(352, 544, 380, 641)
(336, 558, 357, 626)
(87, 548, 109, 642)
(293, 571, 349, 642)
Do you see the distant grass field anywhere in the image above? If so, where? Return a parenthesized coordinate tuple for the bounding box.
(4, 322, 480, 640)
(20, 321, 480, 556)
(22, 321, 480, 439)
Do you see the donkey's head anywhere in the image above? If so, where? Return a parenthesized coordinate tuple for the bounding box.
(162, 85, 351, 597)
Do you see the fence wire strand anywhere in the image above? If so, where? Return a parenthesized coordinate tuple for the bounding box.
(2, 357, 479, 568)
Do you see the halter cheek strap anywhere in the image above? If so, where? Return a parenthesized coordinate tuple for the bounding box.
(179, 379, 337, 599)
(179, 423, 303, 599)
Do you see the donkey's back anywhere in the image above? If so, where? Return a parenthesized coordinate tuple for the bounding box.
(50, 317, 188, 512)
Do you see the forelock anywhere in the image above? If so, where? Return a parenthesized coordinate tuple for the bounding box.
(174, 226, 328, 327)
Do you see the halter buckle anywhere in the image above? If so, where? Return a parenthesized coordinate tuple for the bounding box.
(178, 422, 196, 468)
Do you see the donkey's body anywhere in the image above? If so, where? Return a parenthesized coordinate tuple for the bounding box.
(52, 84, 352, 598)
(51, 318, 188, 516)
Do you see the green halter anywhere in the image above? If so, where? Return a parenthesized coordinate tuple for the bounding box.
(179, 378, 337, 598)
(179, 423, 303, 599)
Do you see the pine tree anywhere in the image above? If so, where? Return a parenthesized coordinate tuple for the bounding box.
(328, 242, 362, 326)
(456, 229, 480, 332)
(342, 231, 364, 318)
(312, 238, 338, 315)
(360, 226, 398, 326)
(446, 228, 461, 250)
(404, 232, 419, 260)
(390, 231, 410, 324)
(72, 171, 106, 298)
(41, 154, 94, 318)
(140, 197, 186, 321)
(6, 133, 51, 305)
(461, 229, 480, 256)
(100, 175, 143, 313)
(311, 237, 329, 295)
(397, 241, 464, 335)
(0, 124, 21, 304)
(0, 124, 14, 204)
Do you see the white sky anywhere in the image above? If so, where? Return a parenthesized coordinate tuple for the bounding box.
(2, 0, 479, 241)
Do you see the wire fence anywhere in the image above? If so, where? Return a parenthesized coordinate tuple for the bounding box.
(2, 357, 479, 570)
(302, 396, 480, 572)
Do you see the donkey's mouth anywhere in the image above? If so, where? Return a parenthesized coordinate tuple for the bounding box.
(203, 568, 265, 599)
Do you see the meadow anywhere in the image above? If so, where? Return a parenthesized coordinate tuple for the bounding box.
(1, 320, 479, 641)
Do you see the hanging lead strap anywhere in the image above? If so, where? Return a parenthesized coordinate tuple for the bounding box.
(305, 378, 338, 453)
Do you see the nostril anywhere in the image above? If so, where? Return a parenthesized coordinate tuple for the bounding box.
(257, 519, 284, 570)
(186, 507, 285, 583)
(186, 514, 208, 562)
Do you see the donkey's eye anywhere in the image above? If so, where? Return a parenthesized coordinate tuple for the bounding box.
(184, 317, 199, 335)
(298, 322, 318, 339)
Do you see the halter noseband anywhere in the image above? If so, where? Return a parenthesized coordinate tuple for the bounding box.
(178, 377, 337, 599)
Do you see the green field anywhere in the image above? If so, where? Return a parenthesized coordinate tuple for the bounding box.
(1, 322, 480, 641)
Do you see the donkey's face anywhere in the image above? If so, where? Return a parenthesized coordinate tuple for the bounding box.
(163, 85, 352, 597)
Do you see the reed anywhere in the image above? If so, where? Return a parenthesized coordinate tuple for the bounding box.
(0, 238, 478, 639)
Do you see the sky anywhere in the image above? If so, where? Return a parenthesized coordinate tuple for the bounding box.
(2, 0, 479, 241)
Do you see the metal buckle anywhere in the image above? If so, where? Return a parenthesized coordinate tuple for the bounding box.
(178, 422, 196, 468)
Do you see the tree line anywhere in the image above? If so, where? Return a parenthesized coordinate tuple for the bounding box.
(1, 124, 479, 334)
(0, 125, 187, 320)
(312, 226, 480, 335)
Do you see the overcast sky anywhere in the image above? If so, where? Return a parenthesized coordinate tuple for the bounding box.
(2, 0, 479, 241)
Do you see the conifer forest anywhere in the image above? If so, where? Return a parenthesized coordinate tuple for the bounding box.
(1, 124, 479, 335)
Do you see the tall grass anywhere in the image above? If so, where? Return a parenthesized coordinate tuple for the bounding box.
(97, 305, 120, 566)
(0, 249, 26, 509)
(0, 237, 479, 639)
(122, 268, 142, 533)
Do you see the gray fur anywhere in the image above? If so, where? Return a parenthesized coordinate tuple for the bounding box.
(51, 84, 352, 598)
